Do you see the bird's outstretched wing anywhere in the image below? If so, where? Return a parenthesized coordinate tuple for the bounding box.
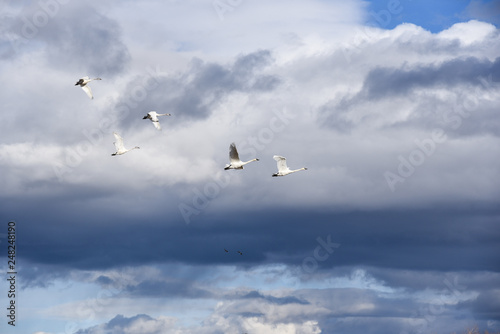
(153, 121, 161, 130)
(273, 155, 288, 172)
(113, 132, 125, 151)
(81, 85, 93, 99)
(229, 143, 240, 162)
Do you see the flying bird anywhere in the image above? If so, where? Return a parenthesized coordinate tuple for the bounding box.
(237, 251, 243, 255)
(111, 132, 140, 156)
(272, 155, 307, 177)
(142, 111, 171, 130)
(224, 143, 259, 170)
(75, 76, 101, 99)
(224, 248, 229, 253)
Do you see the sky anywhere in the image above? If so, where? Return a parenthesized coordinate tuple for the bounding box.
(0, 0, 499, 333)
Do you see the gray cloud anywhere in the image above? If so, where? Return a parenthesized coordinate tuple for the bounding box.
(115, 49, 280, 129)
(458, 289, 500, 320)
(5, 2, 130, 76)
(464, 0, 500, 25)
(75, 314, 157, 334)
(239, 290, 310, 305)
(361, 57, 499, 99)
(319, 56, 500, 135)
(367, 268, 500, 292)
(10, 207, 500, 275)
(124, 279, 213, 299)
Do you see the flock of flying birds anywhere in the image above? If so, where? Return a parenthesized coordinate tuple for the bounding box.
(75, 76, 309, 177)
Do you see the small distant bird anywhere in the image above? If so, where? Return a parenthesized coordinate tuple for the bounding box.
(75, 76, 101, 99)
(142, 111, 171, 130)
(111, 132, 140, 156)
(272, 155, 307, 177)
(224, 248, 229, 253)
(224, 143, 259, 170)
(237, 251, 243, 255)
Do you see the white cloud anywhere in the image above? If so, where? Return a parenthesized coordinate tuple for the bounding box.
(1, 17, 499, 212)
(437, 19, 498, 45)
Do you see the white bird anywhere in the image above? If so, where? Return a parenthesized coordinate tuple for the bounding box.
(142, 111, 171, 130)
(272, 155, 307, 177)
(111, 132, 140, 156)
(224, 143, 259, 170)
(75, 76, 102, 99)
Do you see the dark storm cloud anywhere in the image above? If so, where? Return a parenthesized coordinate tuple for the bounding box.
(239, 290, 310, 305)
(458, 289, 500, 320)
(115, 50, 281, 129)
(5, 2, 130, 75)
(13, 205, 500, 278)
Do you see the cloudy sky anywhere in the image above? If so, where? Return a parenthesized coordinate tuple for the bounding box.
(1, 0, 499, 333)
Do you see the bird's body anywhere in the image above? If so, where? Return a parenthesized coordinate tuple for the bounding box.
(272, 155, 307, 177)
(237, 251, 243, 255)
(75, 76, 101, 99)
(224, 248, 229, 253)
(224, 143, 259, 170)
(143, 111, 171, 130)
(111, 132, 140, 156)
